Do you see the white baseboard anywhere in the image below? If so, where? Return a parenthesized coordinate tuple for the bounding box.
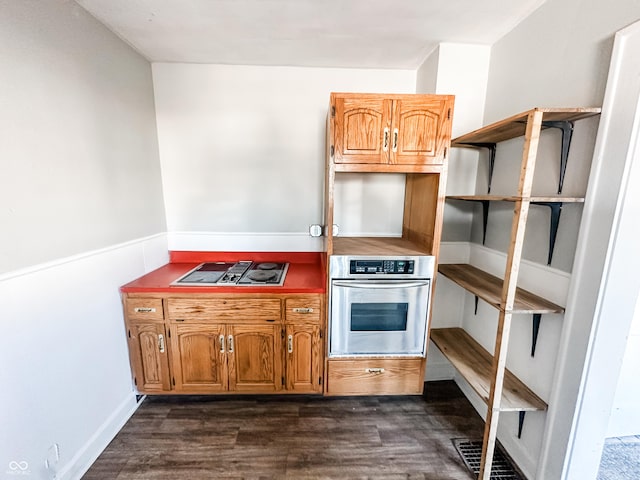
(58, 394, 142, 480)
(425, 363, 455, 381)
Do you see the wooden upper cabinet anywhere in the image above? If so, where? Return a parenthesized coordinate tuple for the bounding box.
(331, 93, 454, 166)
(333, 96, 392, 164)
(393, 96, 452, 165)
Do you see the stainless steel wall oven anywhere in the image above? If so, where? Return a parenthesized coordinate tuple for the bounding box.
(329, 255, 435, 357)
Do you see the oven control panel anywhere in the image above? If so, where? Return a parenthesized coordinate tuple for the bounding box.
(349, 259, 415, 274)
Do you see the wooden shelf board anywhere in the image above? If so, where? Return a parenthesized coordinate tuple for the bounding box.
(452, 107, 601, 145)
(438, 264, 564, 314)
(447, 195, 585, 203)
(332, 237, 431, 256)
(431, 328, 547, 412)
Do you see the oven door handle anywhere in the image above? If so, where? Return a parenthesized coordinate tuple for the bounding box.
(332, 280, 430, 289)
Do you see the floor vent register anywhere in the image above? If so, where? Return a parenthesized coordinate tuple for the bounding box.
(452, 439, 524, 480)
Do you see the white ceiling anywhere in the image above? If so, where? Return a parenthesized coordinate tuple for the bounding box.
(75, 0, 546, 69)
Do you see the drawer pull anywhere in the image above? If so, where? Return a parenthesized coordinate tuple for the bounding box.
(158, 334, 165, 353)
(219, 335, 225, 353)
(366, 368, 385, 375)
(287, 335, 293, 353)
(228, 335, 234, 353)
(292, 307, 314, 314)
(134, 307, 156, 313)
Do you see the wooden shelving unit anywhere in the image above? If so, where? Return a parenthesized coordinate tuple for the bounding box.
(434, 107, 601, 479)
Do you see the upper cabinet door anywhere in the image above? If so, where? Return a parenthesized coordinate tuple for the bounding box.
(391, 96, 453, 165)
(330, 93, 454, 167)
(333, 95, 392, 164)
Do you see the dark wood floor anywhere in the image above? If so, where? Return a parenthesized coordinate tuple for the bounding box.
(83, 381, 484, 479)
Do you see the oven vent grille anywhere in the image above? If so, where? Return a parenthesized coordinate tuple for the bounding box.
(452, 439, 524, 480)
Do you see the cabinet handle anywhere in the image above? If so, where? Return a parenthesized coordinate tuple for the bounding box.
(383, 127, 390, 151)
(134, 307, 156, 313)
(219, 334, 225, 353)
(158, 334, 165, 353)
(292, 307, 314, 314)
(287, 334, 293, 353)
(228, 335, 234, 353)
(366, 368, 384, 375)
(392, 128, 398, 152)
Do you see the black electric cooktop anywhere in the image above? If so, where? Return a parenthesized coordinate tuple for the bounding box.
(172, 261, 289, 286)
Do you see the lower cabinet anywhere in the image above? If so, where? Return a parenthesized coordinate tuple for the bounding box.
(170, 323, 283, 393)
(123, 293, 323, 395)
(286, 324, 322, 393)
(127, 322, 172, 392)
(170, 323, 228, 392)
(325, 358, 424, 395)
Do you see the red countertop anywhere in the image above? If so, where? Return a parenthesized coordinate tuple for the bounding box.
(120, 251, 326, 294)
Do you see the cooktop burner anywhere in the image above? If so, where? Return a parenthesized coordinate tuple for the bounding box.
(173, 261, 289, 286)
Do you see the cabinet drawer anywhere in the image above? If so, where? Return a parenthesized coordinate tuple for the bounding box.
(326, 358, 424, 395)
(285, 297, 321, 324)
(167, 298, 281, 322)
(125, 298, 164, 321)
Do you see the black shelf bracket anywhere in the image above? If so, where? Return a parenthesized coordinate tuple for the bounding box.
(531, 314, 542, 357)
(541, 120, 574, 194)
(450, 198, 491, 245)
(467, 143, 497, 193)
(480, 200, 490, 245)
(474, 295, 479, 314)
(531, 201, 564, 265)
(518, 411, 526, 439)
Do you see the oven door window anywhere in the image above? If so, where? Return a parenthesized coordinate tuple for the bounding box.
(350, 303, 408, 332)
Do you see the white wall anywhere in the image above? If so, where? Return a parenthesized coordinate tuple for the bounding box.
(152, 63, 415, 251)
(608, 296, 640, 437)
(0, 0, 166, 275)
(415, 44, 491, 380)
(463, 1, 640, 479)
(0, 1, 167, 479)
(0, 235, 168, 480)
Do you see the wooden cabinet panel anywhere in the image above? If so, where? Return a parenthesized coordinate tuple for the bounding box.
(125, 298, 164, 321)
(333, 96, 392, 164)
(393, 97, 451, 165)
(167, 298, 281, 322)
(285, 296, 321, 324)
(326, 358, 424, 395)
(228, 324, 283, 392)
(286, 324, 322, 393)
(128, 323, 171, 393)
(331, 93, 453, 167)
(170, 324, 228, 392)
